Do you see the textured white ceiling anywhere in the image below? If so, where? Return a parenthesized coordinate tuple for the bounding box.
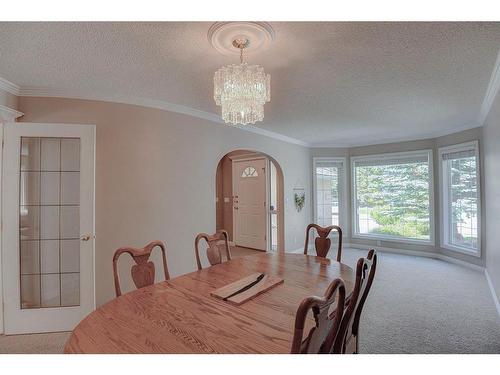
(0, 22, 499, 146)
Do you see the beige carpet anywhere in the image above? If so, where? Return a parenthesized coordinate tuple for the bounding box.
(0, 331, 70, 354)
(340, 248, 500, 354)
(1, 247, 499, 354)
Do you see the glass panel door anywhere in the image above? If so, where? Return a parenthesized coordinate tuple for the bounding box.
(20, 137, 81, 309)
(2, 123, 95, 334)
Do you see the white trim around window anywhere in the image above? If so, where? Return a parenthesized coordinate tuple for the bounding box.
(312, 157, 348, 231)
(438, 141, 481, 257)
(350, 149, 435, 245)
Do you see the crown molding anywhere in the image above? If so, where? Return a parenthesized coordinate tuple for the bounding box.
(310, 122, 482, 148)
(15, 84, 485, 149)
(0, 104, 24, 122)
(239, 123, 310, 147)
(478, 48, 500, 125)
(0, 76, 20, 95)
(17, 86, 310, 147)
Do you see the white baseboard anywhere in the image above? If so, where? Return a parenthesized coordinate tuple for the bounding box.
(437, 253, 485, 273)
(345, 242, 435, 258)
(344, 243, 485, 272)
(485, 269, 500, 320)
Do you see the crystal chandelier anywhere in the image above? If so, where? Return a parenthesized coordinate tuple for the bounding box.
(214, 38, 270, 125)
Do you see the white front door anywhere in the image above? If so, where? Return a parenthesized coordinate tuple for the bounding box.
(2, 123, 95, 334)
(233, 158, 267, 250)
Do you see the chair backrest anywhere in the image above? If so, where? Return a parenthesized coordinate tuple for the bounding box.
(291, 278, 346, 354)
(333, 249, 377, 353)
(112, 240, 170, 297)
(304, 223, 343, 261)
(352, 249, 377, 337)
(195, 230, 232, 270)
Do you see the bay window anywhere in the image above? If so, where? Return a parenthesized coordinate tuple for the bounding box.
(439, 141, 480, 256)
(313, 158, 345, 228)
(352, 150, 433, 243)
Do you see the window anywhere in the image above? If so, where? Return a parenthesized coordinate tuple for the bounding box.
(313, 158, 345, 228)
(352, 150, 433, 243)
(241, 166, 258, 178)
(439, 141, 480, 256)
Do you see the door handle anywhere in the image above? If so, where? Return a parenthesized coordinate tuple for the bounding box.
(234, 207, 239, 210)
(80, 234, 93, 241)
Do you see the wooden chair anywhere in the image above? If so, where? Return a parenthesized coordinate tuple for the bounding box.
(112, 240, 170, 297)
(291, 278, 346, 354)
(304, 223, 343, 261)
(334, 249, 377, 354)
(195, 230, 232, 270)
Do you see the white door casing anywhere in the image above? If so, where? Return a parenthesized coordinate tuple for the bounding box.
(232, 158, 267, 250)
(2, 123, 95, 334)
(0, 107, 24, 334)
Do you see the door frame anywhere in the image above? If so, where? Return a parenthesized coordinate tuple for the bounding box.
(0, 107, 25, 334)
(1, 122, 96, 334)
(231, 156, 268, 251)
(215, 150, 285, 253)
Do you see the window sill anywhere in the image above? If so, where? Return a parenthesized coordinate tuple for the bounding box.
(352, 233, 434, 246)
(442, 243, 481, 258)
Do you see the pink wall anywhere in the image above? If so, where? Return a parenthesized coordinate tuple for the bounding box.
(17, 96, 312, 306)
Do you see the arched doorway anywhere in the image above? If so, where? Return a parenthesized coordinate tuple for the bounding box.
(215, 150, 285, 253)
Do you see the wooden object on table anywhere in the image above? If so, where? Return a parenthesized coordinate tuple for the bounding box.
(291, 278, 346, 354)
(112, 240, 170, 297)
(304, 223, 343, 261)
(65, 253, 356, 354)
(334, 249, 377, 354)
(210, 272, 284, 305)
(195, 230, 231, 270)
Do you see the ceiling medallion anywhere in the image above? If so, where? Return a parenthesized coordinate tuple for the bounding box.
(210, 22, 274, 126)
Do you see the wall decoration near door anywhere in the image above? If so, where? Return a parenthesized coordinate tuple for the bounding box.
(293, 188, 305, 213)
(215, 150, 285, 252)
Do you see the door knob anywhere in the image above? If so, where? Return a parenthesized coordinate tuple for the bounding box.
(80, 234, 92, 241)
(234, 207, 239, 210)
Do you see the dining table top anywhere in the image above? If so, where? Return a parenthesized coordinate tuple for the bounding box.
(64, 252, 355, 354)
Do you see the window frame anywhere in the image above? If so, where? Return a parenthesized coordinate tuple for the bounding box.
(312, 157, 348, 231)
(438, 141, 481, 257)
(350, 149, 435, 245)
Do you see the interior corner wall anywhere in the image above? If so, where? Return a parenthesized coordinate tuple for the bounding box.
(483, 92, 500, 301)
(311, 127, 485, 267)
(16, 96, 312, 307)
(0, 89, 18, 110)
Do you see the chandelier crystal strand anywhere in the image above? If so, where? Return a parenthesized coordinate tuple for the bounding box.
(213, 39, 271, 125)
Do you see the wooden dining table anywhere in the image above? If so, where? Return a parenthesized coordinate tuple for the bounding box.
(64, 252, 355, 354)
